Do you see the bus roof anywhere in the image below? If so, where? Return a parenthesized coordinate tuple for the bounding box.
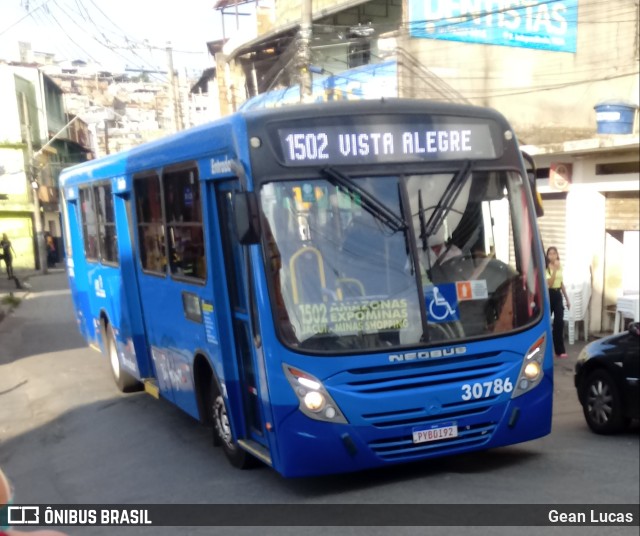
(243, 98, 508, 124)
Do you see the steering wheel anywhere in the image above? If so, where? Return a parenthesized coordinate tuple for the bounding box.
(426, 319, 465, 342)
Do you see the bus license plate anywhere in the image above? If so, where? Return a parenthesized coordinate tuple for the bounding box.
(412, 424, 458, 444)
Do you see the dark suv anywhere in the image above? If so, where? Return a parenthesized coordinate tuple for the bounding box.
(575, 322, 639, 434)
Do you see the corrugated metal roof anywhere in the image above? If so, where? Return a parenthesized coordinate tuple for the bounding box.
(223, 0, 370, 60)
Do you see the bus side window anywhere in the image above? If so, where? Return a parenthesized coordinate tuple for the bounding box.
(94, 183, 118, 264)
(134, 173, 166, 274)
(79, 187, 99, 260)
(162, 166, 206, 281)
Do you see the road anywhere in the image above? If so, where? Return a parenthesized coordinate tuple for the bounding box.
(0, 272, 638, 536)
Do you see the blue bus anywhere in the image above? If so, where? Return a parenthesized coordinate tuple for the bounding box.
(59, 99, 551, 477)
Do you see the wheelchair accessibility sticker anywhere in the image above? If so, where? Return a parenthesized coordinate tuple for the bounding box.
(424, 284, 460, 323)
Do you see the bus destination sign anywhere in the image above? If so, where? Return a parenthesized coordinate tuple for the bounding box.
(277, 122, 498, 166)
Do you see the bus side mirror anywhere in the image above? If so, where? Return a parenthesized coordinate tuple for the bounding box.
(233, 191, 261, 245)
(522, 151, 544, 218)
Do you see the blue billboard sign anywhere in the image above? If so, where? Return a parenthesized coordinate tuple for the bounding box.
(409, 0, 578, 53)
(239, 61, 397, 111)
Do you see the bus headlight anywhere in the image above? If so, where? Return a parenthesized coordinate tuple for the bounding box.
(283, 364, 348, 423)
(523, 361, 541, 380)
(512, 334, 546, 398)
(304, 391, 325, 411)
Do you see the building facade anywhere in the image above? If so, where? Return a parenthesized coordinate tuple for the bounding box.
(0, 63, 91, 270)
(525, 137, 639, 334)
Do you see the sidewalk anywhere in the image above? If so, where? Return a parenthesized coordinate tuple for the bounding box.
(0, 266, 65, 323)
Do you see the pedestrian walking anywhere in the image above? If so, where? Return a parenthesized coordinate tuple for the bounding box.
(546, 246, 570, 358)
(45, 232, 56, 268)
(0, 234, 16, 279)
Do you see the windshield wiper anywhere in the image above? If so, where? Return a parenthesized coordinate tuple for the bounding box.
(422, 160, 473, 240)
(321, 167, 407, 233)
(418, 189, 428, 252)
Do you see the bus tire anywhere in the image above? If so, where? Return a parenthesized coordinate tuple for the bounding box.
(211, 384, 257, 469)
(581, 369, 627, 434)
(105, 323, 140, 393)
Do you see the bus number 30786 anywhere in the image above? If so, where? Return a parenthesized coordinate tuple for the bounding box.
(285, 133, 329, 161)
(461, 378, 513, 400)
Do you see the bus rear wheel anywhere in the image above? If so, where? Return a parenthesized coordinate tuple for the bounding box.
(105, 323, 140, 393)
(211, 385, 256, 469)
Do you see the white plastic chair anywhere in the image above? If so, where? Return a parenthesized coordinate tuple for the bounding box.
(614, 293, 640, 333)
(564, 281, 591, 345)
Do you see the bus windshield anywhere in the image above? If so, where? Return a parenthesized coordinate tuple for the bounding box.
(259, 168, 543, 353)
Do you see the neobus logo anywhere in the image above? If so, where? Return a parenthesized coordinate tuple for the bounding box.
(389, 346, 467, 362)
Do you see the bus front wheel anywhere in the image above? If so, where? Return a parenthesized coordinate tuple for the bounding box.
(211, 385, 256, 469)
(105, 323, 140, 393)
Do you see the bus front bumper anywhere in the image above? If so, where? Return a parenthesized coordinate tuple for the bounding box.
(271, 382, 552, 478)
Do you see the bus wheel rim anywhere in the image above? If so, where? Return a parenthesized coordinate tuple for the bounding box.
(213, 396, 234, 450)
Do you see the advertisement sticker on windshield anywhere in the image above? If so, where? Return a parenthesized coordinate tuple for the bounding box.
(297, 298, 410, 338)
(456, 280, 488, 301)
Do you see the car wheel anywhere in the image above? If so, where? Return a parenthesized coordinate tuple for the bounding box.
(581, 369, 627, 434)
(105, 323, 140, 393)
(211, 384, 257, 469)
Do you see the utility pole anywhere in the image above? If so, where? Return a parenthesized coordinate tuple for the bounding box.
(215, 52, 231, 117)
(103, 121, 110, 155)
(166, 42, 183, 132)
(183, 67, 192, 127)
(299, 0, 313, 101)
(21, 93, 47, 275)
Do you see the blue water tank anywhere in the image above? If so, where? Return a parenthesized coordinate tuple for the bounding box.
(594, 101, 638, 134)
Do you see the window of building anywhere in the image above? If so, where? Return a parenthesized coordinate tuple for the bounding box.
(595, 161, 640, 175)
(162, 166, 206, 281)
(134, 173, 166, 274)
(348, 39, 371, 68)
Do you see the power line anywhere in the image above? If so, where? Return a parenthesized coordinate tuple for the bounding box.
(0, 0, 56, 37)
(2, 0, 211, 72)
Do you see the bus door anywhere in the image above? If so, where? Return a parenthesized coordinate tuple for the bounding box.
(214, 180, 267, 448)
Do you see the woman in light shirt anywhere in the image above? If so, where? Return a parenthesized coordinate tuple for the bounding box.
(546, 247, 571, 358)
